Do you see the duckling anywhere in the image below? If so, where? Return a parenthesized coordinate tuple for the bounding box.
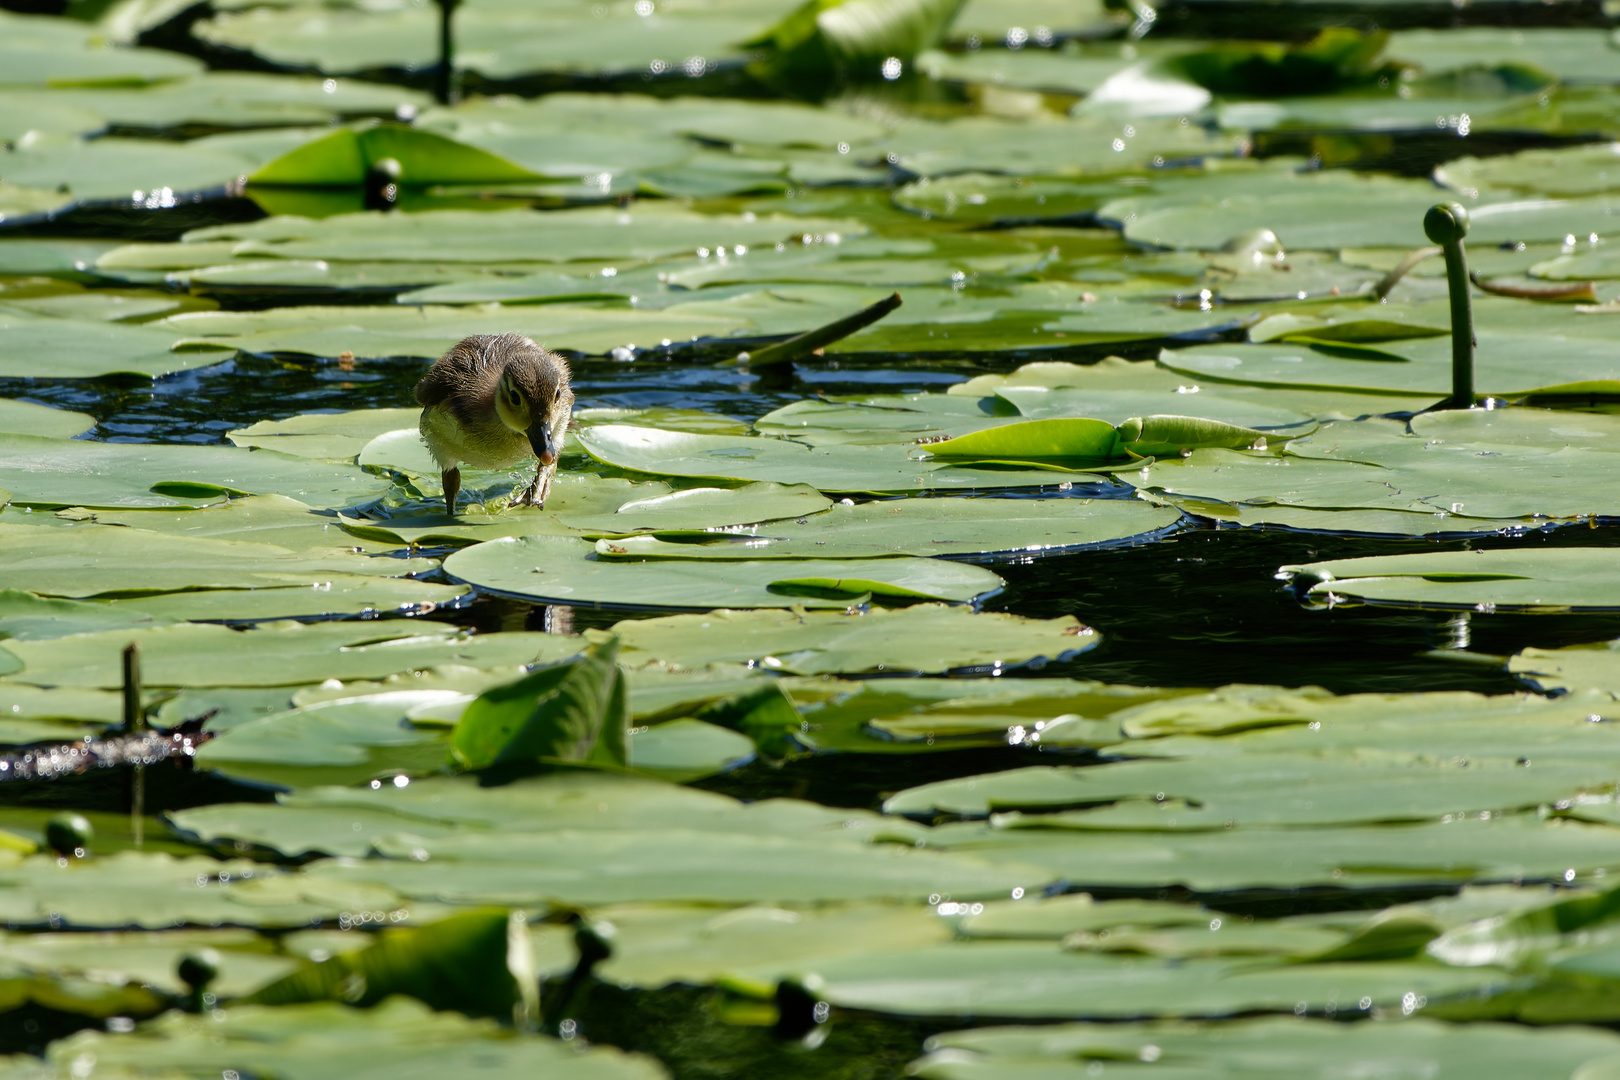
(414, 333, 574, 516)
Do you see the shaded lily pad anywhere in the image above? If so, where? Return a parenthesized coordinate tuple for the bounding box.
(443, 534, 1005, 609)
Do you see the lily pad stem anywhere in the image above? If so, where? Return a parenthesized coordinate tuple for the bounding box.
(1424, 203, 1474, 410)
(733, 292, 902, 371)
(122, 643, 145, 848)
(1371, 245, 1439, 301)
(436, 0, 461, 105)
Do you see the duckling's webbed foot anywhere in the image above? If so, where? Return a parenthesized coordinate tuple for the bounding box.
(515, 462, 556, 509)
(441, 467, 461, 517)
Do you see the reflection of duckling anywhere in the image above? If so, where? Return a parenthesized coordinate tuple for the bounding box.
(414, 333, 574, 516)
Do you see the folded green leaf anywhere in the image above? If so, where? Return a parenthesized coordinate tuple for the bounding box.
(251, 122, 541, 187)
(450, 637, 629, 772)
(246, 909, 527, 1019)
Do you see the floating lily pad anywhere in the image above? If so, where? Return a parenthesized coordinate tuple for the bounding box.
(884, 753, 1617, 826)
(575, 424, 1095, 494)
(560, 482, 832, 534)
(0, 622, 580, 689)
(32, 998, 665, 1079)
(595, 496, 1179, 559)
(1438, 144, 1620, 200)
(929, 812, 1620, 892)
(443, 534, 1005, 609)
(227, 408, 421, 461)
(607, 605, 1098, 676)
(0, 435, 391, 511)
(912, 1016, 1620, 1079)
(0, 310, 232, 381)
(0, 400, 92, 440)
(1159, 339, 1620, 398)
(1282, 548, 1620, 612)
(811, 941, 1499, 1019)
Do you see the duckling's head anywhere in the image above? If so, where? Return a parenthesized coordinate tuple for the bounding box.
(488, 335, 571, 465)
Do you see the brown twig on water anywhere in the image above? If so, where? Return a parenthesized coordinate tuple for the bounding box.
(1469, 272, 1599, 303)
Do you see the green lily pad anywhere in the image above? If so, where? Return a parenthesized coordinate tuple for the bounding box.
(1386, 28, 1620, 84)
(1102, 165, 1620, 250)
(170, 771, 1048, 906)
(929, 812, 1620, 892)
(252, 123, 541, 188)
(0, 434, 391, 511)
(1511, 641, 1620, 695)
(0, 523, 437, 598)
(0, 310, 232, 381)
(228, 408, 421, 462)
(594, 496, 1179, 559)
(0, 400, 92, 440)
(0, 11, 201, 88)
(443, 534, 1004, 609)
(1281, 548, 1620, 612)
(1137, 412, 1620, 527)
(29, 998, 664, 1079)
(883, 114, 1239, 178)
(0, 134, 253, 205)
(1159, 339, 1620, 398)
(0, 622, 581, 689)
(42, 74, 428, 134)
(560, 482, 832, 534)
(912, 1016, 1620, 1079)
(0, 850, 403, 930)
(575, 424, 1095, 494)
(181, 205, 861, 266)
(59, 495, 399, 554)
(607, 604, 1098, 676)
(884, 752, 1618, 827)
(810, 940, 1499, 1019)
(1439, 144, 1620, 200)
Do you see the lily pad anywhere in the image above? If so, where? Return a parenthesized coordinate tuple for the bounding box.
(29, 998, 664, 1079)
(0, 400, 92, 441)
(560, 482, 832, 534)
(0, 310, 233, 381)
(0, 435, 391, 511)
(0, 622, 581, 689)
(912, 1016, 1620, 1079)
(1282, 548, 1620, 612)
(575, 424, 1097, 494)
(227, 408, 421, 462)
(594, 496, 1180, 559)
(443, 534, 1005, 609)
(606, 604, 1098, 676)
